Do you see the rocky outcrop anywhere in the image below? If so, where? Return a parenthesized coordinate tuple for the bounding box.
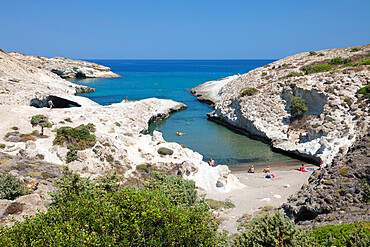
(192, 45, 370, 165)
(281, 131, 369, 228)
(0, 50, 96, 107)
(8, 52, 120, 79)
(0, 194, 47, 227)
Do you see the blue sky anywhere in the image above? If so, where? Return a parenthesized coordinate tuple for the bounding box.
(0, 0, 369, 59)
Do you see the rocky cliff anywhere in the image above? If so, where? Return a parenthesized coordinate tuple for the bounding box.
(282, 131, 369, 228)
(192, 45, 369, 165)
(7, 52, 120, 79)
(0, 49, 96, 107)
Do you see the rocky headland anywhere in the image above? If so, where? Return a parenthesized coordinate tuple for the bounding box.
(192, 45, 369, 165)
(6, 51, 120, 79)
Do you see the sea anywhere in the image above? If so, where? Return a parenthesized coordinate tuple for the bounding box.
(72, 60, 296, 167)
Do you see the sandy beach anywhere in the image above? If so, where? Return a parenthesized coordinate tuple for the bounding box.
(207, 161, 317, 233)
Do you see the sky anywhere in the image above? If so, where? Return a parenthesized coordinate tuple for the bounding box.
(0, 0, 369, 59)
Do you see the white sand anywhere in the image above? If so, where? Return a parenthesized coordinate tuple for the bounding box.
(206, 164, 315, 233)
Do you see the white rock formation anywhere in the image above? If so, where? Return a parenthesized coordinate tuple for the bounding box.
(192, 45, 370, 165)
(7, 52, 120, 79)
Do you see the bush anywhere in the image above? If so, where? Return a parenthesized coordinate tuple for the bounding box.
(283, 72, 303, 78)
(205, 199, 235, 210)
(350, 47, 361, 52)
(282, 63, 289, 67)
(301, 64, 333, 74)
(233, 213, 316, 246)
(144, 171, 197, 206)
(157, 147, 174, 155)
(329, 56, 353, 65)
(66, 147, 78, 163)
(261, 72, 267, 76)
(358, 85, 370, 96)
(343, 98, 353, 107)
(30, 115, 52, 136)
(0, 169, 226, 246)
(263, 64, 270, 68)
(54, 124, 96, 150)
(0, 173, 29, 200)
(240, 88, 257, 97)
(359, 59, 370, 66)
(290, 96, 308, 119)
(309, 51, 317, 56)
(312, 222, 370, 246)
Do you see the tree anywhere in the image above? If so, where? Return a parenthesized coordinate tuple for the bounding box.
(30, 115, 52, 136)
(290, 96, 308, 119)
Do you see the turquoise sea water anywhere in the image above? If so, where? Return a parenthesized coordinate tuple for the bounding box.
(73, 60, 295, 166)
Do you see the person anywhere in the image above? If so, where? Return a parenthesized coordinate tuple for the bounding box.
(248, 165, 255, 173)
(187, 122, 189, 125)
(192, 118, 195, 121)
(263, 165, 270, 173)
(286, 129, 291, 139)
(208, 158, 215, 167)
(126, 96, 128, 102)
(298, 164, 305, 171)
(48, 99, 54, 110)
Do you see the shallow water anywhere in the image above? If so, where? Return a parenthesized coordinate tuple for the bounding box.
(73, 60, 296, 166)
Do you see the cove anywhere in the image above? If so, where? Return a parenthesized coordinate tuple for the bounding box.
(73, 60, 295, 166)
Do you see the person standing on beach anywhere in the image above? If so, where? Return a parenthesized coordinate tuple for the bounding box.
(48, 99, 54, 110)
(286, 129, 291, 140)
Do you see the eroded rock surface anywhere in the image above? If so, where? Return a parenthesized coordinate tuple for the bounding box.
(8, 52, 120, 79)
(192, 45, 369, 164)
(282, 132, 369, 228)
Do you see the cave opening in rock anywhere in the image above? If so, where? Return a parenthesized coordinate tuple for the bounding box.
(75, 72, 86, 79)
(30, 95, 81, 108)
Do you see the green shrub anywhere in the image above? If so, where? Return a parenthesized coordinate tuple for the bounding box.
(0, 143, 5, 149)
(261, 72, 267, 76)
(0, 173, 29, 200)
(240, 87, 257, 97)
(144, 171, 197, 206)
(263, 64, 270, 68)
(359, 59, 370, 65)
(114, 122, 121, 127)
(282, 63, 289, 67)
(66, 147, 78, 163)
(0, 169, 225, 246)
(157, 147, 174, 155)
(312, 222, 370, 246)
(324, 180, 334, 185)
(10, 126, 18, 130)
(205, 199, 235, 210)
(350, 47, 361, 52)
(30, 115, 52, 136)
(343, 98, 353, 107)
(284, 72, 303, 78)
(290, 96, 308, 119)
(329, 56, 353, 65)
(358, 85, 370, 96)
(233, 213, 316, 246)
(309, 51, 317, 56)
(301, 64, 334, 74)
(54, 124, 96, 150)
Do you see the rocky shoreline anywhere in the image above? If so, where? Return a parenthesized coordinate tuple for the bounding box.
(0, 50, 244, 226)
(192, 45, 369, 165)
